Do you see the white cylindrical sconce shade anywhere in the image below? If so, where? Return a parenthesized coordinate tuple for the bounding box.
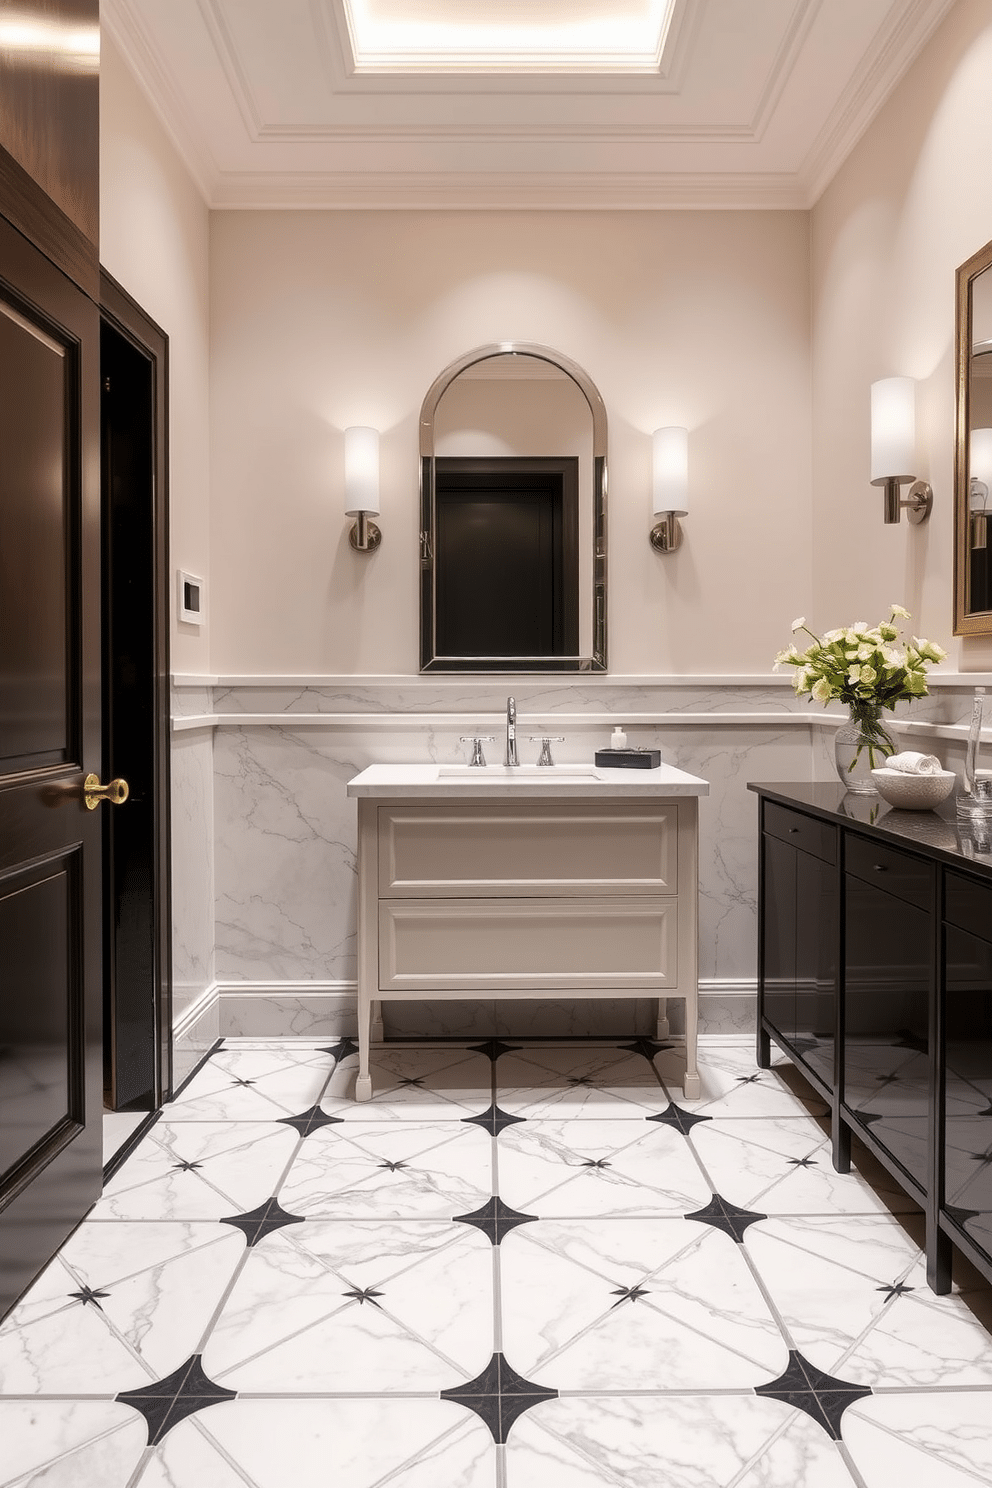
(971, 427, 992, 488)
(652, 427, 689, 516)
(344, 426, 380, 516)
(870, 377, 916, 484)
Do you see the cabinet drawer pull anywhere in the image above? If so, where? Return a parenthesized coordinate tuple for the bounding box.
(873, 864, 887, 872)
(789, 827, 800, 834)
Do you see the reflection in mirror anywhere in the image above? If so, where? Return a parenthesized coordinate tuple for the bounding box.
(956, 239, 992, 633)
(419, 345, 607, 672)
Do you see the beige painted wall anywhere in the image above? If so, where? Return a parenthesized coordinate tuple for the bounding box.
(811, 0, 992, 670)
(99, 35, 211, 676)
(208, 209, 811, 676)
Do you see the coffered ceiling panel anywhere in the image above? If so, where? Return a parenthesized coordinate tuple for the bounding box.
(101, 0, 956, 208)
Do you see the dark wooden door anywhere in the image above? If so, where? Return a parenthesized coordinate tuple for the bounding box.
(0, 213, 103, 1317)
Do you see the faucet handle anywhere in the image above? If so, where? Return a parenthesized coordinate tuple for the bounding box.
(459, 735, 495, 767)
(529, 735, 565, 767)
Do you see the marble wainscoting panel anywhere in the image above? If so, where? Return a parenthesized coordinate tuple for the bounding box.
(213, 725, 362, 983)
(170, 725, 215, 1028)
(218, 983, 357, 1038)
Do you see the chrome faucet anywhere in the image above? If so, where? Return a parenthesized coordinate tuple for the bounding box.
(504, 696, 519, 766)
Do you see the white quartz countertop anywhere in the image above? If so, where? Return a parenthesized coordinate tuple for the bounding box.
(347, 762, 709, 799)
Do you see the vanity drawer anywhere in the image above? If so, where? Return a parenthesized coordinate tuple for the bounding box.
(378, 897, 677, 993)
(944, 870, 992, 944)
(377, 803, 679, 898)
(845, 834, 932, 910)
(763, 802, 836, 864)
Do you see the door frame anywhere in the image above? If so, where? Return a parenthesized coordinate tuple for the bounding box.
(99, 269, 173, 1107)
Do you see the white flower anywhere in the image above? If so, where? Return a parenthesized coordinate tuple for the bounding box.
(848, 665, 862, 683)
(857, 644, 873, 661)
(823, 628, 844, 643)
(890, 603, 911, 619)
(791, 617, 806, 631)
(861, 665, 877, 686)
(811, 678, 832, 703)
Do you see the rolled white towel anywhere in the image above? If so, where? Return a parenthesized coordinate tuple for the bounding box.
(886, 751, 942, 775)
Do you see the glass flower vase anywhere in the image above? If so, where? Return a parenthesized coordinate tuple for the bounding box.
(834, 702, 899, 793)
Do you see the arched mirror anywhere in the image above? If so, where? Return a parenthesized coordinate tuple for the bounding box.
(419, 343, 607, 672)
(955, 237, 992, 634)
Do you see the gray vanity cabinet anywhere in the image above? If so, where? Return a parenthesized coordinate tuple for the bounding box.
(752, 782, 992, 1295)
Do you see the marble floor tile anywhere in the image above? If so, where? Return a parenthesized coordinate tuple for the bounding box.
(0, 1400, 146, 1488)
(322, 1046, 494, 1121)
(135, 1399, 496, 1488)
(496, 1118, 711, 1217)
(506, 1395, 860, 1488)
(92, 1122, 300, 1220)
(690, 1118, 919, 1216)
(842, 1391, 992, 1488)
(0, 1223, 244, 1394)
(494, 1046, 669, 1119)
(669, 1045, 830, 1119)
(278, 1122, 493, 1218)
(745, 1214, 992, 1387)
(500, 1217, 786, 1390)
(164, 1047, 333, 1122)
(203, 1220, 494, 1391)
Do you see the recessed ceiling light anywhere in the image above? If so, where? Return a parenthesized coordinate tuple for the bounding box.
(342, 0, 679, 75)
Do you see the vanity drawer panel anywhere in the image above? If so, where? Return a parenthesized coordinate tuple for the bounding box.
(763, 802, 836, 864)
(378, 897, 677, 993)
(845, 834, 932, 909)
(944, 870, 992, 944)
(377, 804, 678, 898)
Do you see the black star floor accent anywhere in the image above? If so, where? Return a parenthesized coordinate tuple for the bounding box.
(219, 1198, 306, 1247)
(754, 1350, 872, 1440)
(230, 1077, 256, 1087)
(786, 1157, 817, 1168)
(170, 1159, 204, 1172)
(342, 1285, 384, 1307)
(320, 1037, 359, 1062)
(277, 1103, 345, 1137)
(69, 1285, 110, 1309)
(454, 1197, 539, 1245)
(945, 1203, 982, 1227)
(117, 1354, 237, 1447)
(646, 1102, 712, 1135)
(462, 1102, 527, 1136)
(619, 1037, 675, 1063)
(581, 1158, 611, 1169)
(610, 1283, 650, 1308)
(440, 1352, 557, 1443)
(468, 1039, 521, 1063)
(378, 1160, 408, 1172)
(876, 1280, 914, 1300)
(685, 1192, 768, 1243)
(736, 1074, 763, 1085)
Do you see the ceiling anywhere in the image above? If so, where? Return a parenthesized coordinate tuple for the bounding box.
(101, 0, 956, 210)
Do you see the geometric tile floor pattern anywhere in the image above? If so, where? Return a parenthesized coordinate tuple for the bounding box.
(2, 1036, 992, 1487)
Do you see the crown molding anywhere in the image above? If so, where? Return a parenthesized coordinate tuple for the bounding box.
(101, 0, 217, 204)
(800, 0, 956, 206)
(209, 168, 808, 211)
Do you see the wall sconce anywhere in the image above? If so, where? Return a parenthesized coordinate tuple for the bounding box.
(869, 377, 933, 524)
(650, 426, 689, 552)
(344, 426, 381, 552)
(971, 427, 992, 550)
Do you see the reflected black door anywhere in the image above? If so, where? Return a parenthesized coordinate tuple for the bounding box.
(0, 218, 103, 1317)
(943, 923, 992, 1259)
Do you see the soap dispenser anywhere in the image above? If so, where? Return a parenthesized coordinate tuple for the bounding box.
(611, 726, 627, 749)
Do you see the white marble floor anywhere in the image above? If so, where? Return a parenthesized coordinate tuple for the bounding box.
(2, 1038, 992, 1488)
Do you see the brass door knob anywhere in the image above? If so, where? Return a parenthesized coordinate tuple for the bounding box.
(83, 774, 129, 810)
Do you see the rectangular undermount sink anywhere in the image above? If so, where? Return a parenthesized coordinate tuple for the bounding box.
(437, 763, 601, 780)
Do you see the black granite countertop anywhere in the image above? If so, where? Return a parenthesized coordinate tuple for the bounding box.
(747, 781, 992, 879)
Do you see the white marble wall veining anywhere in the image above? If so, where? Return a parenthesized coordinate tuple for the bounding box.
(170, 674, 992, 1043)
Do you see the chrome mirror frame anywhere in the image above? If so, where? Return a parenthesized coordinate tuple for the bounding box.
(418, 342, 607, 673)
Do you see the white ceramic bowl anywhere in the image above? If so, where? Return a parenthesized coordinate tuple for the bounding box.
(870, 767, 956, 810)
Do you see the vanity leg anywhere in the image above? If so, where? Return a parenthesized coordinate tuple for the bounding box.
(682, 994, 701, 1101)
(370, 1000, 384, 1043)
(655, 997, 670, 1040)
(356, 995, 373, 1104)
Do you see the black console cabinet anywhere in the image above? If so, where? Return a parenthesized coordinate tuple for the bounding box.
(751, 782, 992, 1294)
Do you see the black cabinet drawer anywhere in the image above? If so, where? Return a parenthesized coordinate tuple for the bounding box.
(945, 870, 992, 945)
(763, 802, 836, 864)
(845, 834, 932, 910)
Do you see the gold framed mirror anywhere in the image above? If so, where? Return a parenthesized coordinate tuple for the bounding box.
(954, 236, 992, 634)
(418, 343, 607, 673)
